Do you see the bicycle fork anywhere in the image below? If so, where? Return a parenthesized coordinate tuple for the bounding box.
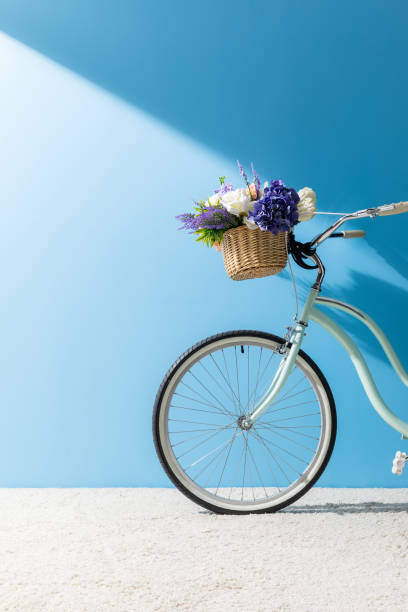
(247, 289, 319, 427)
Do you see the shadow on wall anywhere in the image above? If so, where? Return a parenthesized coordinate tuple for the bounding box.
(1, 1, 407, 256)
(319, 270, 408, 364)
(0, 0, 408, 189)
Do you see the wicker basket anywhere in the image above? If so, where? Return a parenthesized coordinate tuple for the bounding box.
(222, 226, 288, 281)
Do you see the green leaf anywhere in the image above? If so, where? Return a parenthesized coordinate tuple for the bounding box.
(218, 176, 226, 186)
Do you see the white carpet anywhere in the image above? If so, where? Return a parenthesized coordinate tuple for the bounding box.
(0, 488, 407, 611)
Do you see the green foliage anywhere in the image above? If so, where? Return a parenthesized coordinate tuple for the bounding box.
(194, 228, 224, 248)
(194, 200, 205, 212)
(218, 176, 226, 186)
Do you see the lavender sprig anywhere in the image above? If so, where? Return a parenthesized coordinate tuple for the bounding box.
(176, 205, 240, 233)
(193, 206, 240, 231)
(251, 162, 261, 191)
(214, 181, 234, 197)
(175, 212, 199, 233)
(237, 160, 250, 189)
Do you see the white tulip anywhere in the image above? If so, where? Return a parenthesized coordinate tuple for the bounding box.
(297, 187, 317, 221)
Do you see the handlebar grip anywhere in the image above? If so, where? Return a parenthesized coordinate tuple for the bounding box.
(376, 201, 408, 216)
(341, 230, 366, 239)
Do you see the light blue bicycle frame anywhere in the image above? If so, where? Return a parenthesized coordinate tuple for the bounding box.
(249, 287, 408, 439)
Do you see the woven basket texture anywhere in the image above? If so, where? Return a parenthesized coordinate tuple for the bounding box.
(222, 226, 287, 281)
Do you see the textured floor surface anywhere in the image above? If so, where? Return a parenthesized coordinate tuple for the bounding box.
(0, 488, 407, 611)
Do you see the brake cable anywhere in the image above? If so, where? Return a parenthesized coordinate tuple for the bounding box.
(288, 232, 318, 270)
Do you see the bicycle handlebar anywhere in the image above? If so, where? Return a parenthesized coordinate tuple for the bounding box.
(340, 230, 366, 239)
(310, 201, 408, 248)
(375, 201, 408, 216)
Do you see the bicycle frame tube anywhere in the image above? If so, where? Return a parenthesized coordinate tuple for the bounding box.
(310, 298, 408, 438)
(249, 288, 408, 438)
(314, 297, 408, 387)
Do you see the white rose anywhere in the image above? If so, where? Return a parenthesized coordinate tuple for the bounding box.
(206, 193, 220, 207)
(220, 188, 253, 217)
(297, 187, 316, 221)
(244, 216, 258, 230)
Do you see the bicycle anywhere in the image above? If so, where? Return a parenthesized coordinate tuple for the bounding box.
(153, 201, 408, 514)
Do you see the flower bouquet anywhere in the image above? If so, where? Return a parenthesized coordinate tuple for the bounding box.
(177, 162, 316, 280)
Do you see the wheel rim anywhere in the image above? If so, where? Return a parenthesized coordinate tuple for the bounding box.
(158, 335, 333, 512)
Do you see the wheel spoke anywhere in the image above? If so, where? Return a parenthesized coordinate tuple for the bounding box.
(169, 418, 234, 426)
(221, 348, 239, 416)
(241, 431, 249, 501)
(209, 353, 240, 415)
(172, 428, 229, 448)
(234, 346, 242, 412)
(198, 360, 239, 414)
(264, 399, 319, 416)
(228, 432, 246, 499)
(247, 439, 270, 498)
(276, 373, 310, 401)
(175, 421, 236, 460)
(169, 427, 228, 434)
(264, 425, 320, 441)
(170, 404, 226, 417)
(266, 412, 322, 425)
(256, 424, 317, 453)
(245, 436, 257, 501)
(188, 370, 236, 418)
(204, 427, 240, 489)
(215, 427, 238, 494)
(251, 347, 263, 412)
(269, 386, 315, 409)
(189, 430, 242, 481)
(253, 428, 308, 467)
(246, 346, 250, 412)
(252, 429, 291, 484)
(179, 380, 232, 418)
(272, 424, 321, 429)
(246, 350, 277, 409)
(173, 392, 230, 413)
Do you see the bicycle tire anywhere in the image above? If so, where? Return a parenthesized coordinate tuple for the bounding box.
(153, 330, 337, 514)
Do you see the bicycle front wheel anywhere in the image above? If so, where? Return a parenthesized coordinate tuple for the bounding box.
(153, 330, 336, 514)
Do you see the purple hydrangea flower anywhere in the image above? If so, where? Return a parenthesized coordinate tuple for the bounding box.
(247, 180, 300, 234)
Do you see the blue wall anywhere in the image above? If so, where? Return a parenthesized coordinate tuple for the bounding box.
(0, 0, 407, 486)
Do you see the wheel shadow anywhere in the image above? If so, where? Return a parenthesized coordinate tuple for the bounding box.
(199, 501, 408, 515)
(280, 501, 408, 514)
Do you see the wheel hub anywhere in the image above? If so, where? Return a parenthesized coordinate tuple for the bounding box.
(238, 415, 253, 430)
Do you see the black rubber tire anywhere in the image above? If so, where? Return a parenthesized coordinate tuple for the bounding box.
(153, 330, 337, 514)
